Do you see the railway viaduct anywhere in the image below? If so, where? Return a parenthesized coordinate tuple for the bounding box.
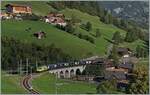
(49, 65, 86, 78)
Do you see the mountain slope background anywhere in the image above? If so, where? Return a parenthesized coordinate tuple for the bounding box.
(98, 1, 149, 29)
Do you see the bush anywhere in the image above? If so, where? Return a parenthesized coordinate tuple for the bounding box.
(22, 13, 40, 21)
(95, 28, 101, 37)
(56, 24, 65, 30)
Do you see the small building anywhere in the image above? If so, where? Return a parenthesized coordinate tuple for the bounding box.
(106, 67, 128, 72)
(116, 47, 132, 56)
(105, 70, 127, 81)
(0, 13, 7, 19)
(45, 13, 67, 27)
(47, 13, 65, 18)
(45, 17, 67, 26)
(118, 63, 134, 73)
(5, 4, 32, 14)
(33, 31, 46, 39)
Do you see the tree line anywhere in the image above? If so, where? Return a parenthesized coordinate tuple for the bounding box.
(2, 36, 72, 71)
(47, 1, 148, 30)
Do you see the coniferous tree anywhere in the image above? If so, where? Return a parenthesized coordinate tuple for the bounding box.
(95, 28, 101, 37)
(86, 22, 92, 31)
(112, 31, 122, 44)
(125, 28, 139, 42)
(110, 45, 119, 68)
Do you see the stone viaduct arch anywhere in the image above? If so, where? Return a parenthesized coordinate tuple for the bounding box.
(49, 65, 86, 78)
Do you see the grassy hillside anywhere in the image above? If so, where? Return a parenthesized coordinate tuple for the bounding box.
(1, 71, 27, 94)
(2, 20, 98, 59)
(32, 72, 96, 94)
(1, 1, 144, 58)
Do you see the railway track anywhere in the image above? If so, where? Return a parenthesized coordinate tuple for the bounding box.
(22, 74, 40, 94)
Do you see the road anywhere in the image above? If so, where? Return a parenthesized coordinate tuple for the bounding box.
(22, 74, 40, 94)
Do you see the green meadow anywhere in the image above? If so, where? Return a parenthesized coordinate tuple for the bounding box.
(32, 72, 96, 94)
(1, 71, 27, 94)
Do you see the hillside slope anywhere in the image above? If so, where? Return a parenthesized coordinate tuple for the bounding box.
(1, 1, 144, 59)
(2, 20, 98, 59)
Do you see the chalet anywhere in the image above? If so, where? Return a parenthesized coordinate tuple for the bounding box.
(116, 47, 132, 56)
(104, 67, 130, 89)
(81, 56, 100, 64)
(0, 13, 7, 19)
(105, 71, 126, 81)
(106, 67, 127, 72)
(1, 9, 13, 19)
(47, 13, 65, 18)
(118, 63, 134, 73)
(33, 31, 46, 39)
(5, 4, 32, 14)
(45, 13, 66, 26)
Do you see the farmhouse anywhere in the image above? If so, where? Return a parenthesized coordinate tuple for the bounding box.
(33, 31, 46, 39)
(116, 47, 132, 56)
(45, 13, 67, 26)
(5, 4, 32, 14)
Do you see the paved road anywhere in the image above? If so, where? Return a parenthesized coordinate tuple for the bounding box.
(22, 74, 40, 94)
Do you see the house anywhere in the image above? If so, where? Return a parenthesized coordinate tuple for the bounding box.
(121, 56, 138, 64)
(116, 47, 132, 56)
(92, 57, 105, 64)
(45, 13, 67, 26)
(81, 56, 100, 64)
(106, 62, 134, 73)
(118, 63, 134, 73)
(106, 67, 128, 73)
(5, 4, 32, 14)
(0, 11, 13, 20)
(33, 31, 46, 39)
(105, 70, 127, 81)
(0, 13, 7, 19)
(104, 67, 131, 89)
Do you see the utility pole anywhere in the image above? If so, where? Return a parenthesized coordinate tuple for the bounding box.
(55, 73, 57, 94)
(18, 60, 20, 75)
(30, 66, 32, 80)
(26, 58, 29, 75)
(20, 59, 22, 76)
(36, 60, 38, 71)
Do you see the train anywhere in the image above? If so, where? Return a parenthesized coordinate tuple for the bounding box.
(36, 60, 89, 72)
(36, 65, 48, 72)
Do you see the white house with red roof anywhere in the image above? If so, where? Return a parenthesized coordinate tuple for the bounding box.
(45, 13, 67, 27)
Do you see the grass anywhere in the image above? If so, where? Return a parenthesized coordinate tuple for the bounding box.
(119, 39, 145, 52)
(1, 71, 27, 94)
(2, 20, 98, 59)
(1, 1, 144, 58)
(32, 72, 96, 94)
(1, 1, 128, 58)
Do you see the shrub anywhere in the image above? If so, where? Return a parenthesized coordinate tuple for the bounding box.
(22, 13, 40, 21)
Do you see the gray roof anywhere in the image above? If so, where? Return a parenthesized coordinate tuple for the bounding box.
(119, 63, 133, 70)
(82, 56, 99, 61)
(105, 71, 126, 80)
